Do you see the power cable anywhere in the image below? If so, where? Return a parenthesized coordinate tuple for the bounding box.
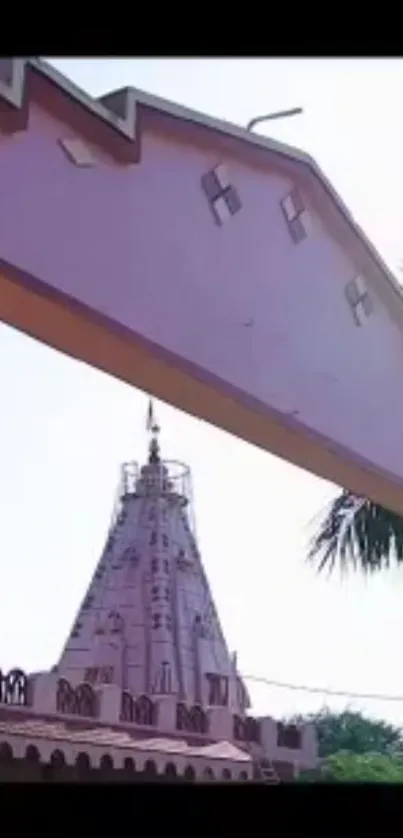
(242, 674, 403, 703)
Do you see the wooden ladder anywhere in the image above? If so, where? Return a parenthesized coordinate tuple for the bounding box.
(253, 759, 280, 784)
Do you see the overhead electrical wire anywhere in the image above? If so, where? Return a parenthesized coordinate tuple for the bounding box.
(242, 674, 403, 703)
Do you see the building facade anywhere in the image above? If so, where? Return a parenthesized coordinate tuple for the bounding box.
(1, 58, 403, 515)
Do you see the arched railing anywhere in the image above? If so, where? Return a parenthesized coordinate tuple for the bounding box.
(176, 702, 209, 735)
(0, 669, 29, 706)
(56, 678, 98, 718)
(120, 691, 157, 726)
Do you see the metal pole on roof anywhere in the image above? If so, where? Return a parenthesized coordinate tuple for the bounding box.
(246, 108, 303, 132)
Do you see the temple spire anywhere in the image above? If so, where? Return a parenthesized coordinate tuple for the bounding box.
(56, 396, 250, 716)
(146, 398, 161, 464)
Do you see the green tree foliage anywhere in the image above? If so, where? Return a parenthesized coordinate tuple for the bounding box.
(292, 709, 403, 783)
(319, 751, 403, 783)
(299, 708, 403, 758)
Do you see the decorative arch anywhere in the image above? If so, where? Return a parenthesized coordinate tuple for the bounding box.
(135, 694, 156, 726)
(0, 742, 13, 762)
(189, 705, 208, 735)
(176, 702, 208, 734)
(176, 701, 189, 732)
(183, 765, 196, 782)
(144, 759, 157, 777)
(120, 690, 135, 723)
(56, 678, 76, 714)
(203, 767, 214, 781)
(164, 762, 177, 778)
(239, 770, 249, 781)
(123, 757, 135, 773)
(75, 752, 91, 773)
(0, 668, 29, 706)
(76, 682, 97, 717)
(57, 679, 97, 718)
(50, 749, 66, 769)
(25, 745, 40, 764)
(222, 768, 231, 781)
(100, 754, 114, 771)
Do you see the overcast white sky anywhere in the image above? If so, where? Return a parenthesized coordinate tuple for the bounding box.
(2, 58, 403, 725)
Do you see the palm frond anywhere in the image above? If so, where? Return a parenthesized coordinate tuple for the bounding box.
(308, 490, 403, 574)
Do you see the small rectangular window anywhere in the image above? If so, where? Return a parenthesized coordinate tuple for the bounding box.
(206, 673, 229, 706)
(152, 613, 162, 630)
(83, 595, 94, 609)
(277, 722, 302, 749)
(84, 666, 114, 685)
(99, 666, 114, 684)
(84, 667, 99, 684)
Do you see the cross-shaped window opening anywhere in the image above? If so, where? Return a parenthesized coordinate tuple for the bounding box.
(345, 276, 373, 325)
(202, 165, 242, 225)
(281, 188, 308, 244)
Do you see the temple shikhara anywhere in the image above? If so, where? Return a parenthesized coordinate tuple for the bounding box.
(0, 401, 317, 782)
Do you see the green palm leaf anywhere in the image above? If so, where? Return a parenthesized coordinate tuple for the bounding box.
(308, 490, 403, 574)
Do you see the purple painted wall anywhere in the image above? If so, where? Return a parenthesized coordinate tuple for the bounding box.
(1, 104, 403, 482)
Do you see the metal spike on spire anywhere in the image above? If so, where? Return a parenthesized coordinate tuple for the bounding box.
(146, 397, 161, 464)
(146, 398, 153, 432)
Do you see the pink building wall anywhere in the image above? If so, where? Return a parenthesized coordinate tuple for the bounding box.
(1, 103, 403, 484)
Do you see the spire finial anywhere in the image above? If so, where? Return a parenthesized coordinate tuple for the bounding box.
(146, 398, 161, 464)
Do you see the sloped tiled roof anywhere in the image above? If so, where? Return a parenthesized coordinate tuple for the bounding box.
(0, 718, 251, 762)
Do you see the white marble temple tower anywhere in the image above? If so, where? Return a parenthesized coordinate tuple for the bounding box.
(57, 401, 251, 717)
(0, 401, 317, 781)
